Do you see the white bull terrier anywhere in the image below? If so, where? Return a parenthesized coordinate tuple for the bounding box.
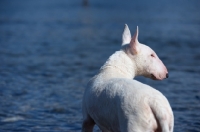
(82, 24, 174, 132)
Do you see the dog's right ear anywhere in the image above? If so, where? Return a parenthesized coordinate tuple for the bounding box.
(130, 26, 140, 54)
(122, 24, 131, 46)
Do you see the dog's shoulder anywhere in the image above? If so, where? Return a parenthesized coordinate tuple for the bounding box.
(105, 78, 152, 91)
(92, 77, 152, 92)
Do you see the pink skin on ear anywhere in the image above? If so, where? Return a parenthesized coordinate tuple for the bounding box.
(130, 26, 139, 54)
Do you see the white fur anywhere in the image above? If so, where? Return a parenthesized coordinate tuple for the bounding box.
(122, 24, 132, 45)
(82, 24, 174, 132)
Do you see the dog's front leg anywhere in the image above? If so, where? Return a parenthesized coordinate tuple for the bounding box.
(82, 116, 95, 132)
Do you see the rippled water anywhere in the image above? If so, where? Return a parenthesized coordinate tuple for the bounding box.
(0, 0, 200, 131)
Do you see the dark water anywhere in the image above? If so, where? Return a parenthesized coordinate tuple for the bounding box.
(0, 0, 200, 131)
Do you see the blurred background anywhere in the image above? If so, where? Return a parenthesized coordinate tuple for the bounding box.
(0, 0, 200, 131)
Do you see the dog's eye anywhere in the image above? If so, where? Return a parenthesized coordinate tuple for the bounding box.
(151, 54, 154, 57)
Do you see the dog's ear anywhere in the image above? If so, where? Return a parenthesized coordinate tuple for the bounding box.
(122, 24, 131, 46)
(130, 26, 140, 54)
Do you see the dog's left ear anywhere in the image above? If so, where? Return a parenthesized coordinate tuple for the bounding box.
(122, 24, 131, 46)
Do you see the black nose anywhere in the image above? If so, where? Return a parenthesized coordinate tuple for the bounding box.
(166, 73, 169, 78)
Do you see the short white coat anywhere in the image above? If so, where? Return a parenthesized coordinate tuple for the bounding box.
(82, 25, 174, 132)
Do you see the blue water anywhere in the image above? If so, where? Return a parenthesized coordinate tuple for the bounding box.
(0, 0, 200, 131)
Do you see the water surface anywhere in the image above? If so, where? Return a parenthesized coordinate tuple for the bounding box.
(0, 0, 200, 131)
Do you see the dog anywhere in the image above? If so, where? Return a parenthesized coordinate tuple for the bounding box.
(82, 24, 174, 132)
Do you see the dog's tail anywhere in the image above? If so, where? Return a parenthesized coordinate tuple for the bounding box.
(149, 99, 174, 132)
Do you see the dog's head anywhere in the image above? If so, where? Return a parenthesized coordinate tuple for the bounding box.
(122, 24, 168, 80)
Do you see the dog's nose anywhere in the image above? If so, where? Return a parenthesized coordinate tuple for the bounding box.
(166, 73, 169, 78)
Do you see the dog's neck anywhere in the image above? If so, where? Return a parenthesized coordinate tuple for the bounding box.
(99, 50, 136, 80)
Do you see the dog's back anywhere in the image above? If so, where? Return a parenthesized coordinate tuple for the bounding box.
(83, 77, 173, 132)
